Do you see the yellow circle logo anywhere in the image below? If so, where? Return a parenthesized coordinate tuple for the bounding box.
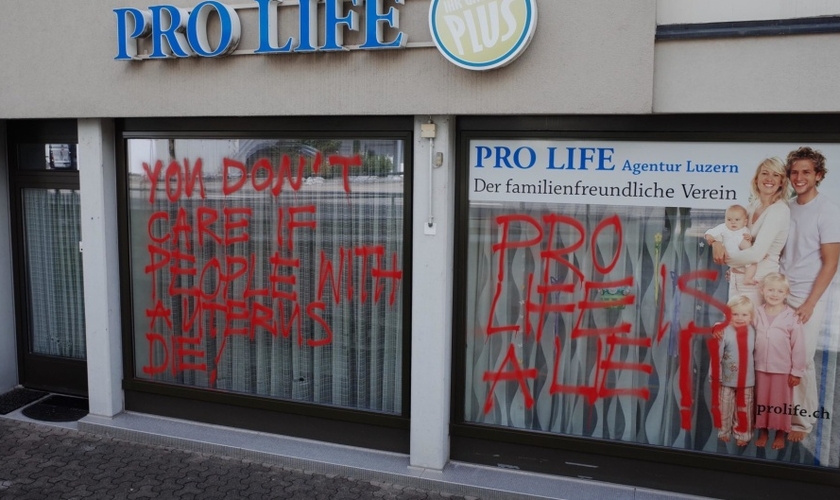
(429, 0, 537, 71)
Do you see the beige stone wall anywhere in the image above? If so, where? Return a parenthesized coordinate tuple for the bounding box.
(657, 0, 840, 24)
(0, 0, 656, 118)
(653, 33, 840, 113)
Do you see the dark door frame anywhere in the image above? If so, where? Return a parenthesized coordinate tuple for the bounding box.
(8, 119, 87, 396)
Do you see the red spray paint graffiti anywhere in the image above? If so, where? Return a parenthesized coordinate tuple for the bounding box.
(482, 213, 646, 412)
(676, 270, 729, 429)
(482, 212, 729, 431)
(141, 155, 403, 384)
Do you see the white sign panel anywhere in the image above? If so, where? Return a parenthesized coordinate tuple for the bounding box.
(469, 139, 840, 209)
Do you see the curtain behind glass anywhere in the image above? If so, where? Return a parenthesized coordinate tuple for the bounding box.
(464, 203, 737, 452)
(463, 201, 840, 466)
(128, 138, 404, 414)
(23, 189, 86, 359)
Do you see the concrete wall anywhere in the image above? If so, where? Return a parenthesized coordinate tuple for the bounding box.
(410, 115, 455, 470)
(0, 121, 19, 393)
(79, 119, 123, 417)
(0, 0, 656, 118)
(653, 33, 840, 113)
(5, 2, 840, 119)
(653, 0, 840, 113)
(658, 0, 840, 24)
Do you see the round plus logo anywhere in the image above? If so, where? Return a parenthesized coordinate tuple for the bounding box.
(429, 0, 537, 71)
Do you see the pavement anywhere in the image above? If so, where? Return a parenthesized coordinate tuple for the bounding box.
(0, 405, 719, 500)
(0, 418, 480, 500)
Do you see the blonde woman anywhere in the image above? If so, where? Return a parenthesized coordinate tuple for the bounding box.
(709, 157, 791, 306)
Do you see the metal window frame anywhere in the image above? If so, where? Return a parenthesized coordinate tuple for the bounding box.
(7, 119, 87, 396)
(116, 116, 414, 452)
(451, 114, 840, 496)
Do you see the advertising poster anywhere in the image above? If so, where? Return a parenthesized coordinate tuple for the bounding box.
(464, 139, 840, 467)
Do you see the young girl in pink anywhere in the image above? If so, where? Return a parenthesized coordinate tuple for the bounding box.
(753, 273, 807, 449)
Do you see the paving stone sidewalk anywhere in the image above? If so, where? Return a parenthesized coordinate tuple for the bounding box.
(0, 419, 481, 500)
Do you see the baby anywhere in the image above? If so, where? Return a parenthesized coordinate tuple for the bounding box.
(705, 204, 757, 285)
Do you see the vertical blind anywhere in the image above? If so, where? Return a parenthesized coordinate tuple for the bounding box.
(23, 188, 86, 359)
(463, 202, 837, 466)
(128, 138, 405, 414)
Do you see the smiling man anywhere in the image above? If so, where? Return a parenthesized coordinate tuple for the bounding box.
(779, 147, 840, 442)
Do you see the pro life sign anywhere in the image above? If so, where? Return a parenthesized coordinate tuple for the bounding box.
(114, 0, 537, 70)
(469, 139, 840, 209)
(114, 0, 407, 60)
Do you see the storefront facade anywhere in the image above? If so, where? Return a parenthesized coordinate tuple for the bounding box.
(2, 1, 839, 498)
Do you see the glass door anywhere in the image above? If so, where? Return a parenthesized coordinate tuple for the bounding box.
(9, 121, 87, 395)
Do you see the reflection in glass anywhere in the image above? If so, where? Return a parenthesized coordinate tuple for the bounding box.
(18, 144, 78, 171)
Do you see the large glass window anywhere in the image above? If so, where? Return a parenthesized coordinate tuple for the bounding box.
(463, 138, 840, 468)
(127, 137, 405, 414)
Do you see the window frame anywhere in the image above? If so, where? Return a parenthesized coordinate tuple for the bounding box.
(116, 116, 414, 452)
(451, 114, 840, 496)
(7, 119, 87, 396)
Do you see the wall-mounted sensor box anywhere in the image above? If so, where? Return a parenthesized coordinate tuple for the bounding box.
(421, 123, 436, 138)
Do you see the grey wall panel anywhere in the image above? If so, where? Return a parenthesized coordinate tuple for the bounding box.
(0, 121, 18, 392)
(657, 0, 840, 24)
(0, 0, 656, 118)
(654, 33, 840, 113)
